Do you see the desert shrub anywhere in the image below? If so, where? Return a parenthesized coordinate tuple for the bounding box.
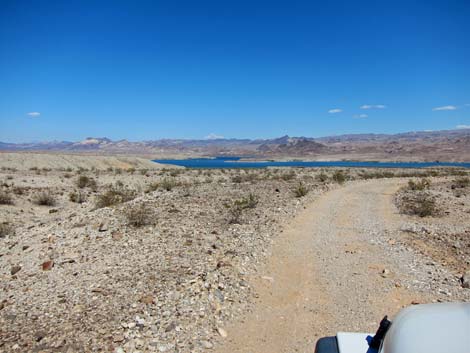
(227, 193, 259, 224)
(398, 192, 437, 217)
(228, 204, 243, 224)
(407, 178, 430, 191)
(0, 222, 15, 237)
(293, 182, 309, 197)
(114, 168, 123, 175)
(315, 172, 329, 182)
(451, 177, 470, 189)
(146, 182, 160, 193)
(124, 203, 152, 227)
(231, 175, 243, 183)
(140, 168, 149, 175)
(0, 190, 13, 205)
(281, 170, 296, 181)
(239, 193, 259, 209)
(358, 171, 395, 179)
(32, 190, 56, 206)
(95, 183, 136, 208)
(127, 168, 136, 174)
(12, 186, 27, 195)
(69, 190, 86, 203)
(332, 170, 346, 184)
(75, 167, 88, 175)
(160, 177, 177, 191)
(170, 169, 183, 177)
(76, 175, 97, 189)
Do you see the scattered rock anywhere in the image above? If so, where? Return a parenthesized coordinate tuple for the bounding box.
(42, 260, 54, 271)
(139, 294, 155, 304)
(217, 327, 228, 338)
(381, 269, 390, 278)
(112, 231, 123, 240)
(10, 265, 21, 276)
(461, 271, 470, 288)
(200, 340, 213, 349)
(165, 321, 176, 332)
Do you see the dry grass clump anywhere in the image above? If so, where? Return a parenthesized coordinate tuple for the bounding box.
(0, 190, 14, 205)
(32, 190, 56, 206)
(407, 178, 431, 191)
(76, 175, 97, 189)
(95, 182, 136, 208)
(293, 182, 309, 197)
(124, 203, 152, 227)
(0, 222, 15, 238)
(69, 190, 87, 204)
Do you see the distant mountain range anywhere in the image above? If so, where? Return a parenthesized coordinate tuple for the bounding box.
(1, 129, 469, 162)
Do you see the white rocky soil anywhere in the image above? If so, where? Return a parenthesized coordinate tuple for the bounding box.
(0, 166, 468, 353)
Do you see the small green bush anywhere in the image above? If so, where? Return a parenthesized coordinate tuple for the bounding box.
(227, 193, 259, 224)
(332, 170, 346, 184)
(293, 182, 309, 197)
(315, 172, 329, 182)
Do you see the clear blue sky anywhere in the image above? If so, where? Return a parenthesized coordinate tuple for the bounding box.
(1, 0, 469, 142)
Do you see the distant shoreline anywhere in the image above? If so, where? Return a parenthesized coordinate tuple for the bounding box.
(153, 157, 470, 169)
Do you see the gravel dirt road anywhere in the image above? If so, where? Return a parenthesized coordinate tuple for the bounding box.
(219, 179, 428, 353)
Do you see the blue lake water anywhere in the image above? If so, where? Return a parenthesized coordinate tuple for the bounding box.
(153, 157, 470, 169)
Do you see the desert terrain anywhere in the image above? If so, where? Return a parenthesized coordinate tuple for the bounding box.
(0, 153, 469, 353)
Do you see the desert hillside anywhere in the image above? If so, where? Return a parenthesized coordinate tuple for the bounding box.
(0, 152, 170, 171)
(1, 129, 469, 162)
